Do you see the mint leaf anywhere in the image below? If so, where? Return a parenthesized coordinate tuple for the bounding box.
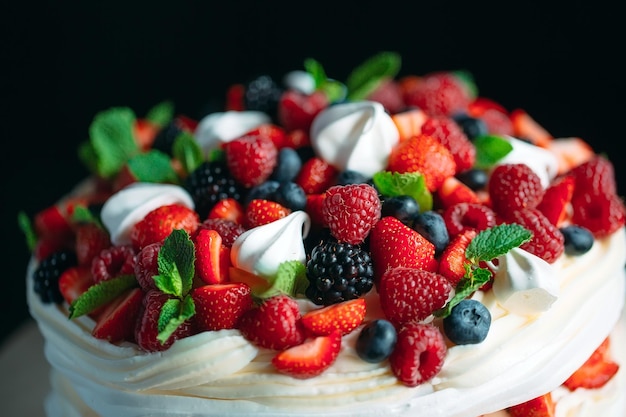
(304, 58, 327, 88)
(346, 51, 401, 101)
(372, 171, 433, 211)
(473, 135, 513, 168)
(127, 150, 179, 184)
(304, 58, 347, 103)
(434, 267, 491, 317)
(17, 211, 37, 252)
(156, 295, 195, 344)
(466, 223, 533, 262)
(172, 131, 204, 175)
(85, 107, 139, 178)
(154, 229, 195, 298)
(256, 260, 307, 299)
(69, 275, 137, 319)
(71, 205, 100, 226)
(145, 100, 174, 127)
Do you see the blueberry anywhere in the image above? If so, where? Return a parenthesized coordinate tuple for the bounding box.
(271, 148, 302, 183)
(560, 225, 594, 256)
(456, 169, 489, 191)
(412, 211, 449, 255)
(381, 195, 420, 224)
(273, 181, 307, 211)
(337, 170, 369, 185)
(245, 180, 280, 205)
(451, 113, 488, 140)
(355, 319, 397, 363)
(443, 299, 491, 345)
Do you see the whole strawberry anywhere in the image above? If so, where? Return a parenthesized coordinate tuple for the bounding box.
(322, 183, 381, 245)
(130, 203, 200, 251)
(488, 163, 544, 216)
(378, 267, 452, 326)
(225, 133, 278, 188)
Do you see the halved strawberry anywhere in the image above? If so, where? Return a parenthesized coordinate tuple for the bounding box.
(207, 197, 245, 224)
(244, 124, 287, 149)
(58, 265, 94, 305)
(508, 393, 555, 417)
(133, 118, 160, 151)
(191, 283, 253, 331)
(510, 108, 553, 148)
(271, 331, 342, 379)
(536, 175, 575, 226)
(92, 287, 144, 343)
(563, 337, 620, 390)
(546, 137, 594, 175)
(34, 204, 74, 241)
(245, 199, 291, 229)
(438, 229, 478, 286)
(436, 176, 480, 210)
(193, 228, 230, 285)
(301, 298, 366, 336)
(228, 267, 272, 294)
(391, 108, 428, 142)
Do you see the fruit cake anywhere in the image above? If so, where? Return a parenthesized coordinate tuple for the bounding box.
(22, 52, 626, 417)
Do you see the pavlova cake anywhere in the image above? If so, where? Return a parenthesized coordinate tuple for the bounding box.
(21, 52, 626, 417)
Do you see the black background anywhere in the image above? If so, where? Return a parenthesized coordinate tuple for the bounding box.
(2, 0, 625, 346)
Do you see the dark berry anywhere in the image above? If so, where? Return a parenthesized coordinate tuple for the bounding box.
(270, 148, 302, 182)
(355, 319, 397, 363)
(273, 181, 307, 211)
(336, 170, 369, 185)
(244, 75, 283, 121)
(452, 113, 488, 140)
(560, 225, 594, 256)
(456, 168, 489, 191)
(244, 180, 280, 206)
(184, 161, 245, 220)
(305, 241, 374, 305)
(443, 299, 491, 345)
(412, 211, 449, 255)
(32, 250, 77, 304)
(151, 119, 184, 156)
(381, 195, 420, 224)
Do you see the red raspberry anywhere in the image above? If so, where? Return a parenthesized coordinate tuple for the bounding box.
(225, 134, 278, 188)
(277, 90, 328, 132)
(403, 72, 472, 118)
(570, 156, 617, 197)
(366, 78, 405, 114)
(443, 202, 497, 236)
(389, 322, 447, 386)
(506, 208, 564, 264)
(420, 117, 476, 173)
(378, 267, 453, 326)
(488, 163, 545, 216)
(91, 244, 136, 284)
(322, 184, 382, 245)
(134, 242, 161, 291)
(196, 218, 246, 247)
(571, 190, 626, 238)
(479, 108, 514, 136)
(75, 223, 111, 267)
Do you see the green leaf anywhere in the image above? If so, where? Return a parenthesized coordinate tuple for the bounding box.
(17, 211, 37, 252)
(473, 135, 513, 169)
(346, 51, 401, 101)
(68, 275, 137, 319)
(172, 131, 204, 175)
(71, 205, 100, 226)
(157, 295, 195, 344)
(466, 223, 533, 262)
(145, 101, 174, 127)
(127, 150, 179, 184)
(304, 58, 347, 103)
(256, 260, 308, 299)
(155, 229, 196, 297)
(87, 107, 139, 178)
(304, 58, 327, 88)
(434, 267, 491, 317)
(452, 70, 478, 100)
(372, 171, 433, 211)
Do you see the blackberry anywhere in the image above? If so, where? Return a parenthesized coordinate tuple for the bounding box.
(151, 119, 184, 156)
(184, 161, 244, 220)
(305, 241, 374, 306)
(244, 75, 283, 121)
(32, 250, 77, 304)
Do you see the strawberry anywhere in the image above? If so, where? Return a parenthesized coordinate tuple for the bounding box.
(34, 204, 74, 241)
(244, 124, 288, 149)
(197, 218, 246, 247)
(301, 298, 366, 336)
(403, 71, 473, 118)
(135, 289, 194, 352)
(92, 287, 144, 343)
(238, 294, 306, 350)
(488, 163, 545, 216)
(467, 97, 513, 136)
(224, 133, 278, 188)
(506, 208, 564, 264)
(536, 175, 575, 226)
(391, 108, 428, 141)
(295, 156, 338, 194)
(420, 117, 476, 173)
(75, 222, 111, 266)
(228, 266, 272, 294)
(378, 267, 453, 326)
(283, 128, 310, 149)
(245, 199, 291, 229)
(193, 228, 230, 285)
(305, 193, 327, 227)
(207, 197, 245, 224)
(369, 216, 438, 283)
(322, 184, 381, 245)
(277, 89, 328, 132)
(58, 265, 94, 305)
(387, 133, 456, 192)
(437, 229, 478, 286)
(130, 203, 200, 251)
(225, 83, 245, 111)
(271, 331, 342, 379)
(389, 322, 447, 386)
(563, 337, 620, 390)
(436, 176, 481, 210)
(508, 393, 555, 417)
(133, 118, 160, 151)
(191, 283, 253, 331)
(510, 108, 553, 148)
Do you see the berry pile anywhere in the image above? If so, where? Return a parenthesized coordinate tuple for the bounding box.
(22, 52, 625, 390)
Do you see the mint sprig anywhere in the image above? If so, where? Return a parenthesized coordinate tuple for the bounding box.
(346, 51, 401, 101)
(473, 135, 513, 169)
(145, 100, 174, 128)
(304, 58, 347, 103)
(434, 224, 532, 318)
(372, 171, 433, 212)
(69, 274, 137, 319)
(172, 131, 204, 175)
(255, 260, 308, 299)
(126, 150, 180, 184)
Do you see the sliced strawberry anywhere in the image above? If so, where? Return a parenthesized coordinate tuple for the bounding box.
(510, 108, 553, 148)
(546, 137, 594, 175)
(58, 265, 94, 305)
(193, 228, 230, 285)
(436, 176, 480, 210)
(508, 393, 555, 417)
(244, 124, 287, 149)
(536, 175, 575, 226)
(295, 156, 338, 194)
(133, 118, 160, 151)
(75, 222, 111, 267)
(438, 229, 478, 286)
(301, 298, 366, 336)
(391, 108, 428, 142)
(228, 267, 272, 294)
(207, 197, 245, 224)
(191, 283, 253, 331)
(271, 331, 342, 379)
(563, 337, 620, 390)
(92, 287, 144, 343)
(34, 204, 73, 241)
(283, 128, 310, 149)
(197, 218, 246, 248)
(245, 199, 291, 229)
